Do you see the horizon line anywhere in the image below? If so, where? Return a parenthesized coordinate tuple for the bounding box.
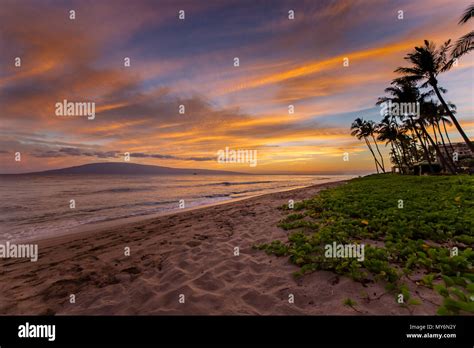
(0, 161, 374, 176)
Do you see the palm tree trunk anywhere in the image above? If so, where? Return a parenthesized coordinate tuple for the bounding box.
(422, 132, 430, 150)
(437, 121, 457, 171)
(393, 121, 410, 168)
(442, 119, 455, 153)
(409, 117, 434, 173)
(396, 142, 408, 173)
(431, 123, 439, 145)
(390, 142, 403, 173)
(407, 130, 420, 162)
(397, 139, 411, 169)
(431, 82, 474, 152)
(415, 126, 428, 150)
(410, 139, 419, 163)
(371, 134, 386, 172)
(365, 137, 380, 173)
(418, 121, 456, 174)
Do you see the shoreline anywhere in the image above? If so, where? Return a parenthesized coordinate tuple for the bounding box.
(0, 178, 440, 315)
(27, 177, 351, 246)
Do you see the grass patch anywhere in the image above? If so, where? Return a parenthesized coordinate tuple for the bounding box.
(255, 174, 474, 314)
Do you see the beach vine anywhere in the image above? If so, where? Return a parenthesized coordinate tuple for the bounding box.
(255, 174, 474, 315)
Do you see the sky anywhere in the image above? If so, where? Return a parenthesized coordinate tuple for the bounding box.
(0, 0, 473, 174)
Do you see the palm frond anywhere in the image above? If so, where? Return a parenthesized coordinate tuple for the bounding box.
(394, 67, 424, 80)
(459, 4, 474, 24)
(451, 31, 474, 59)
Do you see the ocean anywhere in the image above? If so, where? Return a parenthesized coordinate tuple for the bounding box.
(0, 174, 353, 242)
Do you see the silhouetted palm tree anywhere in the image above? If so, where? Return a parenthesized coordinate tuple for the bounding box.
(419, 100, 457, 173)
(378, 78, 458, 172)
(404, 114, 434, 172)
(376, 79, 429, 167)
(395, 40, 474, 152)
(350, 117, 383, 173)
(437, 103, 456, 152)
(452, 4, 474, 59)
(366, 120, 385, 172)
(377, 116, 404, 173)
(433, 103, 456, 159)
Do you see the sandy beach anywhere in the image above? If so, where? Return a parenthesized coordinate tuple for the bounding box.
(0, 180, 440, 315)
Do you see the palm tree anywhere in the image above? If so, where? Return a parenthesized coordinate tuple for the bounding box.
(421, 101, 441, 145)
(404, 115, 434, 172)
(377, 116, 404, 173)
(418, 100, 457, 174)
(378, 78, 457, 172)
(403, 132, 422, 164)
(434, 103, 456, 161)
(383, 79, 456, 173)
(376, 79, 430, 168)
(366, 120, 386, 172)
(438, 103, 456, 152)
(416, 99, 457, 172)
(351, 117, 384, 173)
(395, 40, 474, 152)
(451, 4, 474, 59)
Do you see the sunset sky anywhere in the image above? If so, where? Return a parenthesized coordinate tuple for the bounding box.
(0, 0, 473, 174)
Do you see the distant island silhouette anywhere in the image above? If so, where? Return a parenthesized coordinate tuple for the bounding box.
(5, 162, 246, 176)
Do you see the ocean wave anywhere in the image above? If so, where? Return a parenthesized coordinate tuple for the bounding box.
(1, 199, 178, 224)
(80, 200, 178, 212)
(169, 181, 275, 189)
(203, 193, 231, 198)
(91, 187, 151, 194)
(207, 181, 275, 186)
(230, 187, 271, 195)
